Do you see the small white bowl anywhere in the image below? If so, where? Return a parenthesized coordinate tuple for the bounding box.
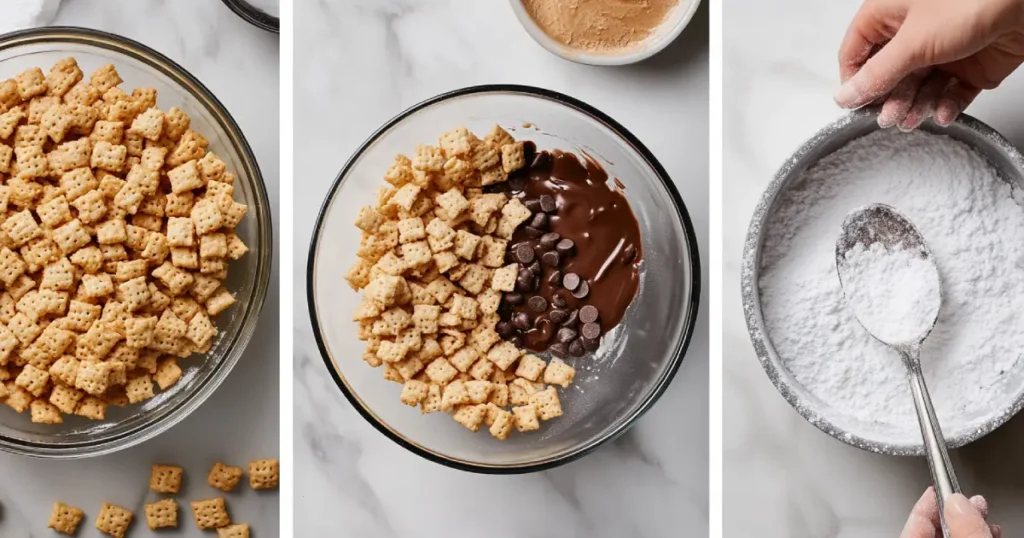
(508, 0, 701, 66)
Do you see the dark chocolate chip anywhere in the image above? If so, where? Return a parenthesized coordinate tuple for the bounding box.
(541, 251, 561, 267)
(547, 270, 562, 286)
(581, 322, 601, 340)
(495, 321, 515, 337)
(530, 151, 552, 170)
(552, 293, 567, 308)
(512, 312, 531, 330)
(562, 309, 579, 327)
(515, 243, 535, 264)
(582, 336, 600, 351)
(528, 260, 542, 275)
(571, 280, 590, 299)
(529, 212, 549, 230)
(516, 270, 534, 292)
(523, 226, 543, 239)
(504, 292, 523, 305)
(562, 272, 580, 291)
(623, 243, 637, 263)
(539, 194, 557, 213)
(549, 342, 568, 358)
(539, 232, 560, 249)
(549, 309, 568, 323)
(524, 199, 541, 213)
(579, 305, 600, 324)
(508, 176, 527, 191)
(569, 339, 585, 357)
(557, 327, 578, 343)
(556, 238, 575, 255)
(527, 296, 548, 313)
(510, 335, 524, 348)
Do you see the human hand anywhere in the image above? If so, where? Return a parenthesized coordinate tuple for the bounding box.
(835, 0, 1024, 129)
(900, 487, 1002, 538)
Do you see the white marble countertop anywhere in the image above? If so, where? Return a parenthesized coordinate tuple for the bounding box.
(725, 0, 1024, 535)
(0, 1, 280, 536)
(293, 1, 709, 536)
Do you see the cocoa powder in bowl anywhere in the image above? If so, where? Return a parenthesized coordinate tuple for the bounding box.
(521, 0, 680, 54)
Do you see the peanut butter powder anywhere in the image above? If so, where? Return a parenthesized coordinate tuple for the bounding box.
(522, 0, 680, 54)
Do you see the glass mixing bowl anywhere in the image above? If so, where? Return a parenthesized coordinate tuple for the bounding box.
(0, 28, 272, 458)
(308, 85, 700, 473)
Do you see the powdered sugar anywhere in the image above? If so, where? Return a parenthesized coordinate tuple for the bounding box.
(839, 241, 941, 346)
(759, 128, 1024, 444)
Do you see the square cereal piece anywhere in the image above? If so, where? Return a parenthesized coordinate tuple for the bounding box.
(163, 106, 190, 141)
(49, 355, 79, 385)
(49, 501, 84, 535)
(198, 152, 227, 183)
(191, 497, 231, 530)
(95, 502, 132, 538)
(484, 123, 515, 148)
(96, 219, 127, 244)
(384, 154, 414, 186)
(6, 385, 33, 413)
(399, 378, 430, 406)
(16, 364, 50, 397)
(0, 143, 11, 174)
(456, 264, 489, 295)
(374, 339, 407, 363)
(191, 198, 224, 236)
(490, 408, 514, 440)
(451, 295, 478, 320)
(152, 261, 194, 296)
(439, 126, 473, 156)
(186, 311, 217, 347)
(390, 183, 422, 213)
(140, 145, 167, 171)
(355, 205, 384, 233)
(200, 233, 228, 259)
(90, 141, 127, 172)
(118, 276, 150, 312)
(248, 458, 279, 490)
(74, 360, 110, 395)
(450, 346, 480, 373)
(0, 247, 27, 286)
(417, 383, 442, 414)
(70, 189, 107, 224)
(399, 240, 430, 267)
(52, 219, 92, 255)
(16, 67, 46, 100)
(90, 120, 124, 145)
(469, 357, 495, 381)
(489, 381, 509, 407)
(46, 58, 83, 97)
(397, 217, 426, 244)
(167, 130, 207, 168)
(144, 498, 178, 530)
(89, 64, 123, 93)
(129, 107, 165, 141)
(165, 191, 194, 217)
(412, 304, 440, 334)
(154, 357, 183, 390)
(432, 251, 459, 274)
(453, 403, 486, 431)
(544, 360, 576, 388)
(37, 195, 73, 228)
(491, 264, 517, 292)
(150, 464, 184, 493)
(125, 373, 154, 403)
(75, 395, 106, 420)
(515, 353, 547, 382)
(465, 379, 493, 404)
(513, 403, 541, 432)
(3, 209, 42, 247)
(425, 357, 458, 384)
(81, 273, 114, 298)
(531, 386, 563, 420)
(435, 189, 470, 218)
(30, 399, 63, 424)
(454, 230, 480, 260)
(501, 141, 526, 173)
(63, 300, 101, 332)
(441, 380, 471, 411)
(470, 139, 500, 171)
(167, 217, 195, 247)
(49, 384, 84, 415)
(363, 275, 407, 307)
(442, 156, 474, 186)
(168, 160, 203, 194)
(501, 197, 532, 227)
(218, 524, 251, 538)
(226, 233, 248, 260)
(208, 462, 244, 492)
(487, 341, 520, 371)
(412, 144, 445, 172)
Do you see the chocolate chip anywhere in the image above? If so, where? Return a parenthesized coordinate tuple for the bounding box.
(504, 292, 523, 305)
(510, 335, 524, 348)
(549, 342, 568, 358)
(569, 339, 585, 357)
(508, 176, 527, 191)
(539, 194, 557, 213)
(528, 260, 542, 275)
(571, 280, 589, 299)
(523, 226, 543, 238)
(496, 321, 514, 337)
(541, 250, 561, 267)
(549, 308, 568, 323)
(556, 238, 575, 255)
(528, 296, 548, 313)
(547, 270, 562, 286)
(531, 151, 552, 170)
(562, 309, 579, 327)
(557, 327, 578, 343)
(516, 270, 534, 292)
(539, 232, 560, 249)
(623, 243, 637, 263)
(562, 272, 580, 291)
(512, 312, 531, 330)
(552, 293, 567, 308)
(581, 322, 601, 340)
(529, 212, 549, 230)
(524, 199, 541, 212)
(579, 305, 600, 324)
(515, 243, 535, 264)
(582, 336, 600, 351)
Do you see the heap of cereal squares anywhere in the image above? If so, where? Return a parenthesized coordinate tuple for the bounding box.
(0, 58, 249, 423)
(346, 124, 575, 440)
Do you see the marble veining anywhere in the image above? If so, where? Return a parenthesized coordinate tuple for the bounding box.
(725, 0, 1024, 535)
(0, 1, 280, 536)
(294, 1, 709, 536)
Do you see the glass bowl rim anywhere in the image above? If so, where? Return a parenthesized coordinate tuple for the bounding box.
(306, 84, 702, 474)
(220, 0, 280, 34)
(0, 26, 274, 458)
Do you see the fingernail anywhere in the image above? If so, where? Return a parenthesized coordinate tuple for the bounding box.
(945, 493, 974, 517)
(835, 80, 861, 109)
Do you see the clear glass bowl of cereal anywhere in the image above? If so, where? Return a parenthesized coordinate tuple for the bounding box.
(0, 28, 272, 457)
(308, 85, 700, 473)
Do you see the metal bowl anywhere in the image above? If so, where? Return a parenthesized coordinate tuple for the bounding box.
(741, 108, 1024, 456)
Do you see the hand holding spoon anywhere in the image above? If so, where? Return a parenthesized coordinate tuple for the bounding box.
(835, 203, 961, 535)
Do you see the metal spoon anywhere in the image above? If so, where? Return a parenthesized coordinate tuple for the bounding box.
(835, 203, 960, 534)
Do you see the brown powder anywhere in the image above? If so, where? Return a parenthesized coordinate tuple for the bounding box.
(522, 0, 680, 54)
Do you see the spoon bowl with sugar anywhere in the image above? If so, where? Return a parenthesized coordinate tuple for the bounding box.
(835, 203, 960, 534)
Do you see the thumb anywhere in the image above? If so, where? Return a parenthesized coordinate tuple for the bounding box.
(945, 494, 993, 538)
(835, 29, 929, 109)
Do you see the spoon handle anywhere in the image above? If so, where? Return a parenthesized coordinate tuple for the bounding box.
(906, 358, 961, 534)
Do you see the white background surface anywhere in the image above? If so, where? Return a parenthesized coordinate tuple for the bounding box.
(724, 0, 1024, 535)
(293, 1, 709, 537)
(0, 1, 280, 536)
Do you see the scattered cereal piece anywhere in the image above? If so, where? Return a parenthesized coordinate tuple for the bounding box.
(218, 524, 251, 538)
(48, 501, 84, 535)
(248, 458, 279, 490)
(150, 464, 184, 493)
(144, 498, 178, 530)
(95, 502, 133, 538)
(191, 497, 231, 530)
(208, 462, 245, 492)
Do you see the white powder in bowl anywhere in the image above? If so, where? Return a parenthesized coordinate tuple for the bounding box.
(759, 128, 1024, 444)
(840, 241, 941, 346)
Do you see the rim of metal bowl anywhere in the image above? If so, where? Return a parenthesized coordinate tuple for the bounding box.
(220, 0, 280, 34)
(741, 107, 1024, 457)
(0, 27, 273, 458)
(307, 84, 701, 474)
